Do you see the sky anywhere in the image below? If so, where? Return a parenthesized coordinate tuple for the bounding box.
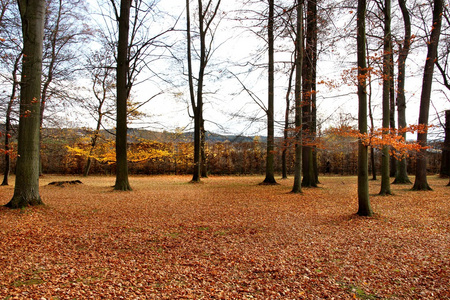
(78, 0, 449, 141)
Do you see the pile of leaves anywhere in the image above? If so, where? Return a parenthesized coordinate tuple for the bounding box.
(0, 175, 448, 299)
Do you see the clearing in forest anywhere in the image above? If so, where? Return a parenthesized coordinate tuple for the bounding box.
(0, 175, 449, 299)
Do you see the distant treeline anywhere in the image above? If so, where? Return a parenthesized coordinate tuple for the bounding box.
(0, 127, 442, 176)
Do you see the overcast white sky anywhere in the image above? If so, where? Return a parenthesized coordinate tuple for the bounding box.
(80, 0, 449, 141)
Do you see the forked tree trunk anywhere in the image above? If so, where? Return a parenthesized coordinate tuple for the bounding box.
(357, 0, 372, 216)
(188, 0, 221, 183)
(6, 0, 46, 208)
(412, 0, 443, 191)
(114, 0, 132, 191)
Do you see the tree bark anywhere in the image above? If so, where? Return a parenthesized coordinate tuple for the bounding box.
(282, 63, 295, 179)
(389, 49, 397, 178)
(440, 110, 450, 177)
(357, 0, 372, 216)
(262, 0, 277, 184)
(412, 0, 443, 191)
(311, 9, 319, 185)
(6, 0, 46, 208)
(301, 0, 317, 188)
(188, 0, 221, 183)
(393, 0, 412, 184)
(114, 0, 132, 191)
(2, 54, 21, 186)
(292, 0, 303, 193)
(380, 0, 392, 195)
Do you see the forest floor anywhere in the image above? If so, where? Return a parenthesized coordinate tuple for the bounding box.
(0, 175, 449, 299)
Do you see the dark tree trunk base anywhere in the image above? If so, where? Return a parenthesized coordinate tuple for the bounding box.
(290, 188, 302, 194)
(190, 174, 201, 183)
(260, 177, 278, 185)
(301, 179, 318, 188)
(189, 179, 204, 184)
(114, 182, 132, 191)
(392, 177, 412, 184)
(357, 209, 373, 217)
(5, 196, 43, 209)
(411, 182, 432, 191)
(378, 190, 393, 196)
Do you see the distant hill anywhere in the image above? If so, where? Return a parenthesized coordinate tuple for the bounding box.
(126, 128, 261, 143)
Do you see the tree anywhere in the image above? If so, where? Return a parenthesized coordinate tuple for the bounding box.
(5, 0, 46, 208)
(39, 0, 90, 168)
(0, 0, 22, 186)
(282, 62, 295, 179)
(262, 0, 277, 185)
(412, 0, 444, 191)
(111, 0, 132, 191)
(379, 0, 392, 195)
(441, 110, 450, 178)
(1, 54, 21, 186)
(82, 50, 116, 176)
(292, 0, 303, 193)
(357, 0, 373, 216)
(393, 0, 412, 184)
(186, 0, 222, 182)
(302, 0, 318, 188)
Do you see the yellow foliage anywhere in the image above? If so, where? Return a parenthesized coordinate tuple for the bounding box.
(66, 139, 173, 165)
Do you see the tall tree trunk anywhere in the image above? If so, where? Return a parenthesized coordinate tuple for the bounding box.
(393, 0, 412, 184)
(282, 63, 295, 179)
(192, 0, 207, 183)
(368, 84, 376, 181)
(262, 0, 277, 184)
(357, 0, 372, 216)
(185, 0, 199, 182)
(389, 49, 397, 178)
(188, 0, 221, 182)
(367, 40, 377, 181)
(292, 0, 303, 193)
(2, 53, 21, 186)
(114, 0, 132, 191)
(6, 0, 46, 208)
(412, 0, 443, 191)
(440, 110, 450, 177)
(380, 0, 392, 195)
(311, 12, 319, 185)
(301, 0, 317, 187)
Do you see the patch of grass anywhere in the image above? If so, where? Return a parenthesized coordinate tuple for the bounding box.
(344, 283, 379, 300)
(196, 226, 210, 231)
(12, 278, 44, 287)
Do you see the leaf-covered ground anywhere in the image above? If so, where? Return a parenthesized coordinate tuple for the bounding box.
(0, 175, 449, 299)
